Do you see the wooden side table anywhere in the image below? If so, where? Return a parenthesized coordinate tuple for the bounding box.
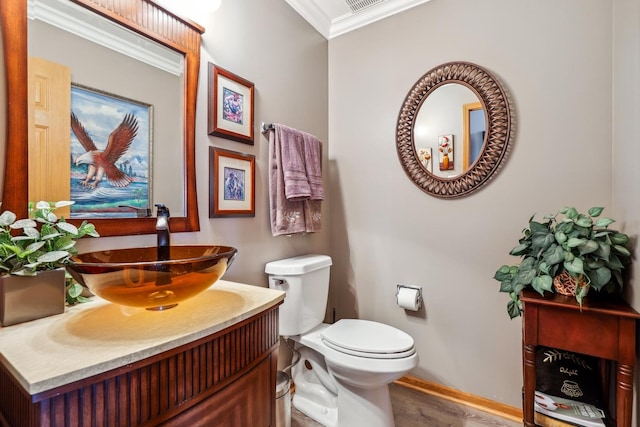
(521, 289, 640, 427)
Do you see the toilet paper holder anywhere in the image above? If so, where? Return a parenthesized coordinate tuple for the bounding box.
(396, 284, 422, 310)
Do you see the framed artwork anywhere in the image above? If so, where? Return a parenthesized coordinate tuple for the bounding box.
(70, 84, 153, 218)
(209, 147, 255, 217)
(438, 134, 454, 171)
(208, 63, 255, 145)
(417, 148, 432, 172)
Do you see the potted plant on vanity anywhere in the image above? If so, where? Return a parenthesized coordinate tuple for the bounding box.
(494, 206, 632, 319)
(0, 201, 99, 326)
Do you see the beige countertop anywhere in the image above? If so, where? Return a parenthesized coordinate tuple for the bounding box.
(0, 280, 284, 396)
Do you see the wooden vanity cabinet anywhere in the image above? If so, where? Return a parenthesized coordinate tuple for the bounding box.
(0, 306, 280, 427)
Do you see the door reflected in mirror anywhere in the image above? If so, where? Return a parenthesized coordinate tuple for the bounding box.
(414, 84, 485, 178)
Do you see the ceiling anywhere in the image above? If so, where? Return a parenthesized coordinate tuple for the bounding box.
(285, 0, 431, 39)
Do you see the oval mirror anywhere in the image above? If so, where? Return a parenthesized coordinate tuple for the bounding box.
(396, 62, 513, 198)
(0, 0, 204, 236)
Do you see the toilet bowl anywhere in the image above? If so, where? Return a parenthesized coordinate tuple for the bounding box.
(266, 255, 419, 427)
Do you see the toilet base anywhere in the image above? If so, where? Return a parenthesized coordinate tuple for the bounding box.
(293, 381, 395, 427)
(292, 345, 396, 427)
(334, 382, 394, 427)
(293, 394, 338, 427)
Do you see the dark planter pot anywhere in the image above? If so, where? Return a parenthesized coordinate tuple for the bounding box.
(0, 269, 66, 327)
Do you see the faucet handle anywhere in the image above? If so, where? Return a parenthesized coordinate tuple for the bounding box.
(155, 203, 170, 217)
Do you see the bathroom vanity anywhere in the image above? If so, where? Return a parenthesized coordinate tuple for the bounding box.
(0, 280, 284, 426)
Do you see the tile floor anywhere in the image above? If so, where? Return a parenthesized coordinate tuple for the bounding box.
(290, 382, 523, 427)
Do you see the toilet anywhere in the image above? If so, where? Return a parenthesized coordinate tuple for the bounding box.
(266, 254, 419, 427)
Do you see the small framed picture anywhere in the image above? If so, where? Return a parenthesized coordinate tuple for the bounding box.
(417, 147, 432, 172)
(209, 147, 255, 217)
(438, 134, 454, 171)
(208, 63, 255, 145)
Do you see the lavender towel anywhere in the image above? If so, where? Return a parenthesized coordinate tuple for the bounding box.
(276, 124, 324, 201)
(278, 125, 311, 201)
(268, 124, 322, 236)
(302, 131, 324, 201)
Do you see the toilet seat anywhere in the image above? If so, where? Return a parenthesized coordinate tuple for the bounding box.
(321, 319, 416, 359)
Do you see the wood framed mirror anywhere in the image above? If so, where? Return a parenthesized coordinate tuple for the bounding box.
(0, 0, 204, 236)
(396, 61, 513, 198)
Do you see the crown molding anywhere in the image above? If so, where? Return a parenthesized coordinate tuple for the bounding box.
(28, 0, 184, 76)
(286, 0, 432, 39)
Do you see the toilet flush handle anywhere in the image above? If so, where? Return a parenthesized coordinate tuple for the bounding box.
(271, 278, 288, 289)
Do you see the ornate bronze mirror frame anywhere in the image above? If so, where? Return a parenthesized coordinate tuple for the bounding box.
(396, 61, 513, 198)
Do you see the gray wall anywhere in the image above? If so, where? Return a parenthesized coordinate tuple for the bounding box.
(328, 0, 617, 409)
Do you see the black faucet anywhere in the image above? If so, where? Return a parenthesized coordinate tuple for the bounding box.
(155, 203, 170, 261)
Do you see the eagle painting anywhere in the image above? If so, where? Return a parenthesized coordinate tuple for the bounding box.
(71, 111, 139, 189)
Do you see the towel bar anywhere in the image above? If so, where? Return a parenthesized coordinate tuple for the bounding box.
(261, 122, 274, 133)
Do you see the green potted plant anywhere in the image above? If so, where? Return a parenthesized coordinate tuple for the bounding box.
(0, 201, 99, 326)
(494, 207, 632, 319)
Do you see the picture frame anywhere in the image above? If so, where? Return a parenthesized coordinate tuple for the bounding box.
(417, 147, 432, 172)
(70, 84, 153, 218)
(209, 147, 255, 217)
(208, 63, 255, 145)
(438, 134, 454, 171)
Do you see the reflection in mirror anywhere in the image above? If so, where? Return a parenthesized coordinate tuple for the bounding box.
(28, 0, 185, 218)
(1, 0, 204, 236)
(396, 61, 513, 199)
(463, 102, 485, 171)
(414, 84, 484, 178)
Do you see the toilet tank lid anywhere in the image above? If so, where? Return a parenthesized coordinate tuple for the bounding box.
(265, 254, 332, 275)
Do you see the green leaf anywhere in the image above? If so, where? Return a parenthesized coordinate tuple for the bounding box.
(509, 243, 530, 256)
(22, 227, 40, 239)
(37, 250, 69, 263)
(11, 219, 37, 229)
(530, 220, 551, 234)
(576, 284, 589, 307)
(542, 244, 564, 266)
(575, 215, 593, 228)
(494, 265, 513, 281)
(564, 207, 578, 219)
(57, 222, 79, 235)
(577, 239, 599, 255)
(499, 279, 514, 293)
(613, 245, 631, 258)
(564, 258, 585, 275)
(507, 299, 522, 319)
(588, 267, 611, 290)
(595, 217, 614, 227)
(611, 233, 629, 245)
(532, 275, 553, 294)
(67, 282, 83, 298)
(555, 221, 573, 234)
(531, 232, 554, 251)
(594, 242, 611, 259)
(588, 207, 604, 217)
(567, 237, 585, 248)
(0, 211, 16, 226)
(606, 253, 625, 270)
(554, 231, 567, 244)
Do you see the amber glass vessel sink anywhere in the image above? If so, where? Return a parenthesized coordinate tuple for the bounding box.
(66, 245, 237, 310)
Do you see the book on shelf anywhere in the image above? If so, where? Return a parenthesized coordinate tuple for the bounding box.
(534, 391, 605, 427)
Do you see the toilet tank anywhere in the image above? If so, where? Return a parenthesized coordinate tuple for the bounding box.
(265, 254, 332, 337)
